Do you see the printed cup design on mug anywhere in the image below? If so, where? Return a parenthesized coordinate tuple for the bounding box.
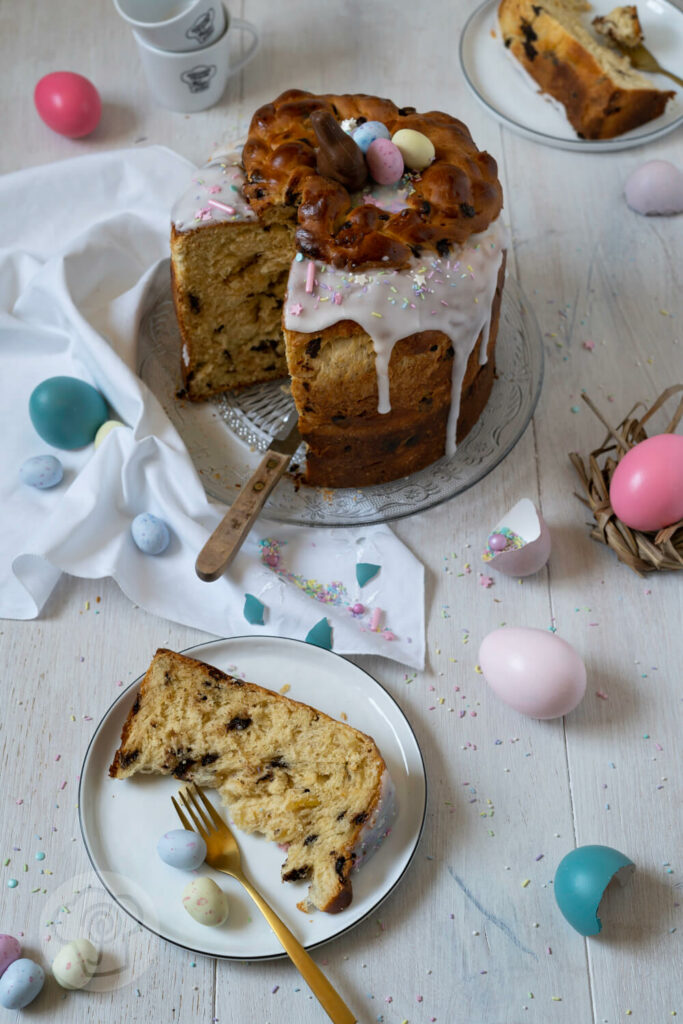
(186, 8, 216, 46)
(180, 64, 217, 92)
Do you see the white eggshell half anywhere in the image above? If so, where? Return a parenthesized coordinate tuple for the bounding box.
(479, 626, 587, 719)
(52, 939, 98, 990)
(485, 498, 551, 576)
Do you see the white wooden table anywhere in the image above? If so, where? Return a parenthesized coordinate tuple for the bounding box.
(1, 2, 681, 1022)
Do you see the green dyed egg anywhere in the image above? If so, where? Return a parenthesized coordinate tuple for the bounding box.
(29, 376, 108, 449)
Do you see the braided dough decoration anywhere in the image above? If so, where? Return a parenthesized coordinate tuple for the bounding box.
(242, 88, 503, 270)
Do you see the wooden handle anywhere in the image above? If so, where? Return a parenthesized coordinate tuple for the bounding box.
(238, 873, 357, 1024)
(195, 448, 291, 581)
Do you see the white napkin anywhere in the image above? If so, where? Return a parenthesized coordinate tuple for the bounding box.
(0, 146, 425, 668)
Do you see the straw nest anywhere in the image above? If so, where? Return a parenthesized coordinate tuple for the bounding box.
(569, 385, 683, 575)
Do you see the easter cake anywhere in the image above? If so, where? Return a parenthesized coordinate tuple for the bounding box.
(109, 648, 395, 914)
(170, 89, 507, 487)
(497, 0, 674, 140)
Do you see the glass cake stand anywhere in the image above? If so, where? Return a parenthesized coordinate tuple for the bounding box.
(138, 273, 543, 526)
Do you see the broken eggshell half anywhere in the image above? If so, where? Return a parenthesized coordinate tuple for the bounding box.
(482, 498, 551, 577)
(554, 844, 635, 936)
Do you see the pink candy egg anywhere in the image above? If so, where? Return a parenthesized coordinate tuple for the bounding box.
(366, 138, 404, 185)
(609, 433, 683, 532)
(34, 72, 101, 138)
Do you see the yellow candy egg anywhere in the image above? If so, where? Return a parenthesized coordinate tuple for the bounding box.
(391, 129, 435, 171)
(94, 419, 125, 449)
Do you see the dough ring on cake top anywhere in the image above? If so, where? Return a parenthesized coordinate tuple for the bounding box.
(242, 88, 503, 270)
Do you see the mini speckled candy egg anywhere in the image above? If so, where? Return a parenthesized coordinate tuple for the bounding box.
(19, 454, 63, 489)
(478, 627, 587, 719)
(29, 376, 108, 449)
(351, 120, 391, 153)
(391, 128, 435, 171)
(0, 958, 45, 1009)
(555, 845, 635, 936)
(624, 159, 683, 216)
(158, 829, 207, 871)
(131, 512, 171, 555)
(366, 138, 404, 186)
(609, 434, 683, 532)
(0, 935, 21, 977)
(52, 939, 97, 990)
(182, 877, 229, 926)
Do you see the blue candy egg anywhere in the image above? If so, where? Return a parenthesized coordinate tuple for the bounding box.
(131, 513, 171, 555)
(157, 829, 207, 871)
(351, 120, 391, 153)
(29, 376, 108, 450)
(555, 844, 635, 936)
(0, 958, 45, 1009)
(19, 455, 64, 489)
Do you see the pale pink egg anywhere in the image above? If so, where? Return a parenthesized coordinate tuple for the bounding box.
(479, 627, 587, 719)
(34, 72, 101, 138)
(609, 434, 683, 532)
(366, 138, 404, 185)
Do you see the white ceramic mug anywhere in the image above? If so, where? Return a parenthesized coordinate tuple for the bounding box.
(133, 7, 259, 113)
(114, 0, 226, 52)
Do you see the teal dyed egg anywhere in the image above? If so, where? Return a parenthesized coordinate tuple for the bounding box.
(29, 377, 108, 449)
(554, 845, 635, 935)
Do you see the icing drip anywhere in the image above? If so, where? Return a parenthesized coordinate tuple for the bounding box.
(172, 151, 257, 232)
(351, 768, 397, 872)
(284, 217, 508, 455)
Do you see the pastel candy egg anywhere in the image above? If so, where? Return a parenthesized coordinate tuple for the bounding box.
(624, 160, 683, 216)
(94, 419, 125, 449)
(131, 513, 171, 555)
(34, 72, 101, 138)
(182, 877, 229, 927)
(366, 138, 404, 186)
(0, 958, 45, 1009)
(478, 627, 587, 719)
(391, 128, 435, 171)
(0, 935, 21, 977)
(19, 454, 63, 489)
(29, 376, 108, 449)
(158, 829, 207, 871)
(555, 845, 635, 935)
(52, 939, 97, 990)
(609, 434, 683, 532)
(351, 120, 391, 153)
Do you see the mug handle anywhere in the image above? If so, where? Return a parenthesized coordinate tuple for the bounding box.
(229, 18, 260, 74)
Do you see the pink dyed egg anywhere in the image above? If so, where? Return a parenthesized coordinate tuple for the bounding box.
(624, 160, 683, 216)
(609, 434, 683, 532)
(479, 627, 587, 719)
(366, 138, 404, 185)
(34, 72, 101, 138)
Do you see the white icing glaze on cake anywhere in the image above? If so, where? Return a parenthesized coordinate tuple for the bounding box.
(284, 218, 507, 455)
(172, 151, 256, 232)
(351, 767, 397, 872)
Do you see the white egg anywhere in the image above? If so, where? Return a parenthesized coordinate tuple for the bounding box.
(482, 497, 551, 577)
(624, 160, 683, 216)
(52, 939, 98, 990)
(182, 877, 229, 926)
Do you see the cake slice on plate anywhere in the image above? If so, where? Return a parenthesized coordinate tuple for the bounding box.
(109, 648, 395, 913)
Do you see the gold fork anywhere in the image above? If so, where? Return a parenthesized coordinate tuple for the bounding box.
(613, 40, 683, 89)
(172, 783, 357, 1024)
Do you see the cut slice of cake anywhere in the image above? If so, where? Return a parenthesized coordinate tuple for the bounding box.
(498, 0, 674, 139)
(109, 649, 394, 913)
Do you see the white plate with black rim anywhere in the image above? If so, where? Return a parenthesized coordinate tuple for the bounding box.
(79, 636, 427, 960)
(460, 0, 683, 152)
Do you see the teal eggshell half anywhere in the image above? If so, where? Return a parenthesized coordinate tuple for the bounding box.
(554, 844, 635, 935)
(29, 376, 108, 449)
